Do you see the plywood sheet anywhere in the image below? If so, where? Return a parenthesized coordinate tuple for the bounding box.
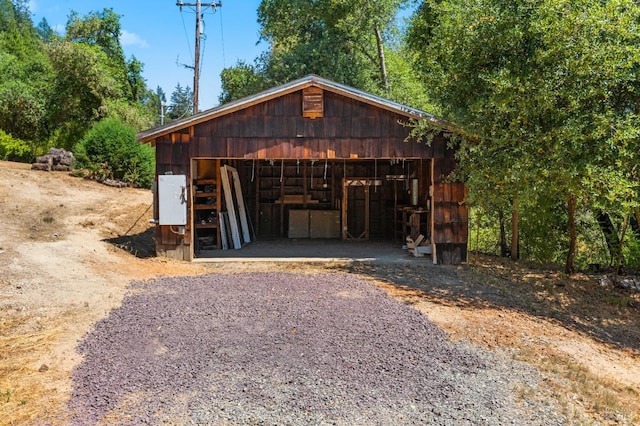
(310, 210, 341, 238)
(288, 210, 310, 238)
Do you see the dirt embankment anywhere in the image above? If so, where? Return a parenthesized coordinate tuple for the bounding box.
(0, 161, 208, 424)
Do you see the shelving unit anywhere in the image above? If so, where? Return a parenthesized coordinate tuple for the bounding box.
(255, 160, 335, 237)
(192, 160, 222, 253)
(396, 206, 430, 242)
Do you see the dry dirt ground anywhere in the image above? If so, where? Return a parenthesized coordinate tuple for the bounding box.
(0, 160, 639, 425)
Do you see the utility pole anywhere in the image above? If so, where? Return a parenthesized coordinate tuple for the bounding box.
(176, 1, 222, 114)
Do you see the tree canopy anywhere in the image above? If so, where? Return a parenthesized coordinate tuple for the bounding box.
(219, 0, 429, 108)
(407, 0, 640, 271)
(0, 2, 196, 159)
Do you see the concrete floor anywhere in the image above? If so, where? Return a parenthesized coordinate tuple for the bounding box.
(193, 239, 432, 264)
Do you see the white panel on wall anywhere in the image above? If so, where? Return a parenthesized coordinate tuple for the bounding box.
(158, 175, 187, 225)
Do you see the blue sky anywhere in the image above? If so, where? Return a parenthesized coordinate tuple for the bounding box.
(28, 1, 265, 110)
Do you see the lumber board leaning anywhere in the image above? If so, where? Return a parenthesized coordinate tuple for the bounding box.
(220, 166, 242, 249)
(227, 165, 251, 244)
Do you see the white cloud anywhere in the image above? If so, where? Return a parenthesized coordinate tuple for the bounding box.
(121, 30, 149, 48)
(28, 0, 37, 13)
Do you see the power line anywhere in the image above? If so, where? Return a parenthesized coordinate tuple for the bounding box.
(176, 1, 222, 114)
(179, 8, 193, 64)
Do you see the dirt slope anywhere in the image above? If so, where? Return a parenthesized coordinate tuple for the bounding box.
(0, 161, 638, 424)
(0, 161, 208, 424)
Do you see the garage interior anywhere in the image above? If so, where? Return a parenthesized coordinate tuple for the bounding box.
(191, 157, 432, 258)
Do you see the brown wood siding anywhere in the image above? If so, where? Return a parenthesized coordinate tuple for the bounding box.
(432, 153, 468, 263)
(151, 85, 467, 263)
(186, 91, 432, 160)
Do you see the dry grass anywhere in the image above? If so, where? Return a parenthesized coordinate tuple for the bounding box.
(347, 255, 640, 425)
(0, 309, 74, 425)
(514, 348, 639, 424)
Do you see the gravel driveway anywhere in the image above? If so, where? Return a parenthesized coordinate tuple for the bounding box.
(69, 272, 564, 425)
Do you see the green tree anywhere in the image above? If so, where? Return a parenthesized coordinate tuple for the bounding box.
(258, 0, 409, 89)
(0, 2, 158, 160)
(220, 0, 422, 103)
(126, 55, 146, 103)
(36, 17, 59, 42)
(0, 128, 31, 162)
(167, 83, 193, 120)
(46, 41, 121, 149)
(218, 60, 268, 104)
(0, 0, 31, 32)
(74, 118, 155, 188)
(408, 0, 640, 272)
(0, 0, 53, 154)
(138, 85, 167, 127)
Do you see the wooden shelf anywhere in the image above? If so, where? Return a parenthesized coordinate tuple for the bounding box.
(396, 207, 430, 242)
(193, 160, 222, 254)
(195, 223, 218, 229)
(275, 200, 320, 204)
(255, 160, 334, 237)
(193, 204, 218, 210)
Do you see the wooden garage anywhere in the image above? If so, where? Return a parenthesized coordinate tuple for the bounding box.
(136, 75, 468, 264)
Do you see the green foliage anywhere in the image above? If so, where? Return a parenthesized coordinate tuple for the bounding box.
(35, 17, 58, 42)
(408, 0, 640, 269)
(0, 129, 31, 162)
(46, 40, 124, 148)
(0, 2, 158, 157)
(0, 3, 52, 152)
(220, 0, 424, 105)
(74, 118, 154, 188)
(167, 83, 193, 120)
(65, 8, 128, 90)
(622, 233, 640, 269)
(219, 60, 269, 104)
(126, 56, 146, 103)
(99, 98, 155, 132)
(139, 86, 166, 127)
(468, 207, 503, 256)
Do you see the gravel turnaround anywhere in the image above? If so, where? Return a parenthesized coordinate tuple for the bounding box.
(69, 272, 564, 425)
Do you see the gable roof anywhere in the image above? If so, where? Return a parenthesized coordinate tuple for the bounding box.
(136, 74, 435, 144)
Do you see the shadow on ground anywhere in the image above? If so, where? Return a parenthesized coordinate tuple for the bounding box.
(334, 256, 640, 355)
(104, 228, 156, 259)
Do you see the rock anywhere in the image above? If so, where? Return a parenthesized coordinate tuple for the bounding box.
(32, 148, 74, 172)
(599, 276, 613, 287)
(31, 163, 51, 171)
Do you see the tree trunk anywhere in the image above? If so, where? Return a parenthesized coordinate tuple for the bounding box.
(498, 210, 509, 257)
(511, 197, 519, 261)
(565, 193, 577, 275)
(596, 210, 621, 266)
(374, 25, 389, 92)
(614, 215, 629, 281)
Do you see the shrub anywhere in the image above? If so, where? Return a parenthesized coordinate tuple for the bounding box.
(0, 129, 32, 162)
(74, 118, 154, 188)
